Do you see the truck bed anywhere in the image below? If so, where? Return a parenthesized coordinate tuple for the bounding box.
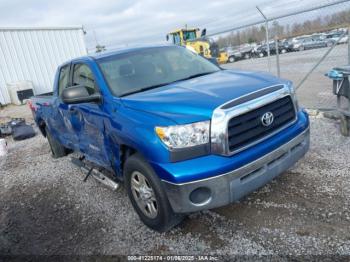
(32, 92, 53, 98)
(29, 92, 54, 115)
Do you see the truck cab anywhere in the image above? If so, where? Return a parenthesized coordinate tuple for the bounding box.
(166, 28, 212, 58)
(167, 28, 198, 45)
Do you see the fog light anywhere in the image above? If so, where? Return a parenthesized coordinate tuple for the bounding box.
(189, 187, 212, 205)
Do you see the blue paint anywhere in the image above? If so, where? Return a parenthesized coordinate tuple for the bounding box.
(151, 111, 309, 183)
(31, 45, 309, 184)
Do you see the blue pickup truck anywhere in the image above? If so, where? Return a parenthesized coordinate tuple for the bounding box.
(30, 45, 310, 232)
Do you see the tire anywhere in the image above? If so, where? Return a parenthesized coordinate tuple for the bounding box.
(228, 56, 235, 63)
(326, 41, 334, 47)
(45, 127, 68, 158)
(281, 49, 287, 54)
(259, 52, 264, 58)
(124, 153, 184, 232)
(244, 53, 251, 59)
(299, 46, 304, 51)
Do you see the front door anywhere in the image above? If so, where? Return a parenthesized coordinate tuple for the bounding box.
(67, 62, 110, 167)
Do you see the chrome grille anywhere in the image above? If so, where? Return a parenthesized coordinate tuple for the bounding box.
(227, 95, 296, 153)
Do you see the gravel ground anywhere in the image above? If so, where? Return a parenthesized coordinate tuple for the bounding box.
(0, 105, 350, 257)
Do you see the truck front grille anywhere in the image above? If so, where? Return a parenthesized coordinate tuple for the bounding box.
(227, 95, 296, 153)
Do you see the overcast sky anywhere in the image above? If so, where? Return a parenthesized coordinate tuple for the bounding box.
(0, 0, 346, 50)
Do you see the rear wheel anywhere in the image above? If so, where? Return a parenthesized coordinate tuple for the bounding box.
(124, 153, 184, 232)
(228, 56, 235, 63)
(45, 127, 68, 158)
(259, 52, 265, 58)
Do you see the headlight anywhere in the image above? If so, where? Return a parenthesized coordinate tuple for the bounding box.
(155, 121, 210, 149)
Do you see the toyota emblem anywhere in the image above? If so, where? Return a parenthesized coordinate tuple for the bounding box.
(261, 112, 274, 127)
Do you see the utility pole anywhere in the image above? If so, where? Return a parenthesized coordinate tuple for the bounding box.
(256, 6, 271, 73)
(93, 30, 106, 53)
(348, 26, 350, 64)
(275, 36, 280, 77)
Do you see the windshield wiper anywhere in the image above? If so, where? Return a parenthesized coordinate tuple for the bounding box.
(177, 71, 217, 82)
(120, 82, 173, 97)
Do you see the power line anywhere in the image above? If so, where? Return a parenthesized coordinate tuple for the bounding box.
(205, 0, 350, 37)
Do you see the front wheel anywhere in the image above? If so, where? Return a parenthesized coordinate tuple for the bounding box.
(124, 153, 184, 232)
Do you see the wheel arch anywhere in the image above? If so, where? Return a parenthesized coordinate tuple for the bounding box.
(37, 118, 47, 137)
(106, 134, 139, 180)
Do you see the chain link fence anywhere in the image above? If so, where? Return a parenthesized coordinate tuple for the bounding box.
(215, 0, 350, 110)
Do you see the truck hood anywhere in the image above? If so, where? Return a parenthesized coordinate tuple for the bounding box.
(121, 69, 287, 124)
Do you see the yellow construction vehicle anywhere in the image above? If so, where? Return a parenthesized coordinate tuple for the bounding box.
(166, 28, 228, 64)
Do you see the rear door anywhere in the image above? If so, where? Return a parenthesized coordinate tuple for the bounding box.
(50, 63, 80, 149)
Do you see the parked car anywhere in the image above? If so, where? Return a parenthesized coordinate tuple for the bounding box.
(30, 45, 310, 232)
(252, 41, 287, 58)
(226, 44, 254, 63)
(280, 38, 294, 52)
(326, 31, 349, 44)
(291, 35, 310, 46)
(292, 35, 335, 51)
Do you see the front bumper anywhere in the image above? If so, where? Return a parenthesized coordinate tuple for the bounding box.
(162, 127, 310, 213)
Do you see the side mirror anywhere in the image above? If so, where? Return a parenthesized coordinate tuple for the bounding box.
(201, 28, 207, 37)
(166, 34, 169, 41)
(62, 85, 101, 104)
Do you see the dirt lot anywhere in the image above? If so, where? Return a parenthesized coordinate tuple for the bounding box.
(0, 105, 349, 257)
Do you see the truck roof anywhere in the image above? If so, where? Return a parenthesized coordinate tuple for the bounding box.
(168, 28, 199, 34)
(88, 44, 175, 60)
(57, 44, 179, 70)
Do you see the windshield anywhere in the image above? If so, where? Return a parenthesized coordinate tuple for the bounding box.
(332, 33, 341, 37)
(183, 30, 197, 41)
(98, 46, 220, 97)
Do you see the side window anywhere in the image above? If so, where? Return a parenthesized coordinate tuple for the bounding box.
(173, 33, 181, 45)
(72, 64, 97, 95)
(58, 65, 70, 96)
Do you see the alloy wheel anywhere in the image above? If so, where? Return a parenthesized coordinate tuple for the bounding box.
(130, 171, 158, 219)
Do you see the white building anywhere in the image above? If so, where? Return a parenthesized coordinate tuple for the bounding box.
(0, 26, 87, 104)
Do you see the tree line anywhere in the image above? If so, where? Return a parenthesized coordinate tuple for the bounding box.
(216, 8, 350, 48)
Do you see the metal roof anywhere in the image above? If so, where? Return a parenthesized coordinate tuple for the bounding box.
(0, 26, 84, 31)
